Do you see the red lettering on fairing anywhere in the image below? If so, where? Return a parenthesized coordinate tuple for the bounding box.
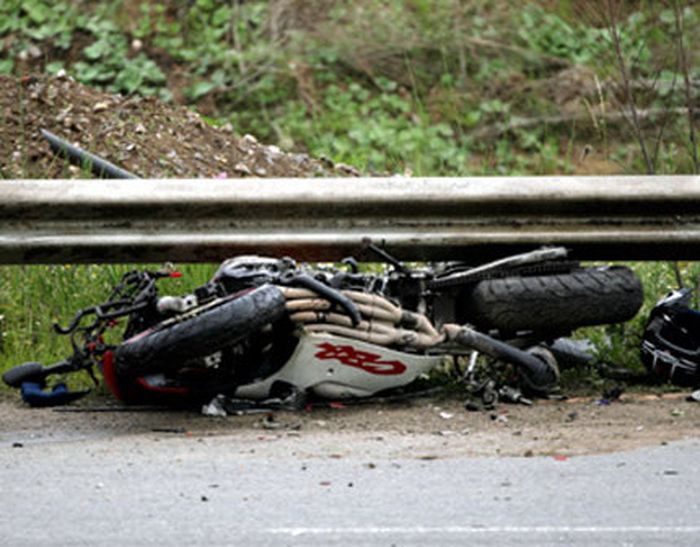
(314, 342, 407, 375)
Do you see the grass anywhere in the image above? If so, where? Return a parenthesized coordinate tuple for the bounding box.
(0, 263, 216, 371)
(1, 0, 700, 389)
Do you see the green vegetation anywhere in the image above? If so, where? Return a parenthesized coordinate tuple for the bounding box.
(0, 264, 216, 370)
(3, 0, 699, 174)
(2, 1, 700, 387)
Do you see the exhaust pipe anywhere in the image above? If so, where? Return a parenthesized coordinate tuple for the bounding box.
(445, 325, 558, 395)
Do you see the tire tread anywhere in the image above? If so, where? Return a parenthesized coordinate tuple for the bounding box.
(460, 267, 643, 333)
(115, 285, 286, 376)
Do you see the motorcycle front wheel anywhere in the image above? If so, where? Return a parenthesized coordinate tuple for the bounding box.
(114, 284, 287, 377)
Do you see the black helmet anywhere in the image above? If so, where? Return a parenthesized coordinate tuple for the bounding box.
(641, 288, 700, 387)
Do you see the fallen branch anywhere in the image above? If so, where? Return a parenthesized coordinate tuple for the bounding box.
(464, 37, 572, 69)
(471, 107, 696, 140)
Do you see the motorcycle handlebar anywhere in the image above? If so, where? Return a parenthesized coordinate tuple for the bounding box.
(2, 359, 73, 388)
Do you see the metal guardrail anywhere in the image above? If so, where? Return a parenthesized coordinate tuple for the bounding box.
(1, 176, 700, 264)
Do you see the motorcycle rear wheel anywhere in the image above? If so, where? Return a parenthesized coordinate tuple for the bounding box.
(457, 266, 643, 335)
(114, 284, 286, 376)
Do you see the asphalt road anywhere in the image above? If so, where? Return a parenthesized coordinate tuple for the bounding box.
(1, 427, 699, 546)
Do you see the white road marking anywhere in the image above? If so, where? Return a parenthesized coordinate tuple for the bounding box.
(270, 526, 700, 536)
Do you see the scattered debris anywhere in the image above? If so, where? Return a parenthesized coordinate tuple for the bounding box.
(596, 386, 625, 407)
(201, 397, 227, 417)
(602, 386, 625, 401)
(201, 393, 303, 416)
(499, 386, 533, 406)
(671, 408, 685, 417)
(465, 401, 481, 412)
(260, 414, 302, 431)
(3, 396, 700, 458)
(261, 415, 283, 430)
(491, 413, 509, 424)
(151, 427, 187, 434)
(686, 390, 700, 403)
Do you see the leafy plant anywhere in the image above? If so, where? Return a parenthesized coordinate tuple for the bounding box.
(517, 5, 647, 68)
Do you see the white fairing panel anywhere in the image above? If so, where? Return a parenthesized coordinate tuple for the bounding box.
(234, 332, 442, 399)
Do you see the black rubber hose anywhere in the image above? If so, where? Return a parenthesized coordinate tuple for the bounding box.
(41, 129, 139, 179)
(452, 327, 558, 394)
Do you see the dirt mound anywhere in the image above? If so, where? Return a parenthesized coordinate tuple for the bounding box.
(0, 74, 357, 179)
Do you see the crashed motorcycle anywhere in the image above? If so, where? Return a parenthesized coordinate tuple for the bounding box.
(2, 245, 643, 408)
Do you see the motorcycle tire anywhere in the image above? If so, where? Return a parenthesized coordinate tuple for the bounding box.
(457, 266, 643, 334)
(114, 284, 286, 377)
